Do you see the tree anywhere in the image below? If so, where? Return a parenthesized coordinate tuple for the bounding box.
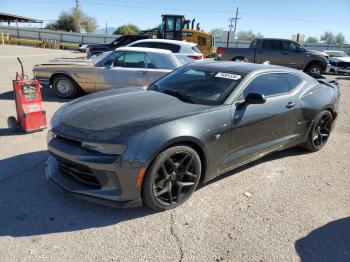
(335, 33, 345, 45)
(320, 31, 335, 45)
(211, 28, 223, 38)
(113, 24, 140, 35)
(45, 7, 97, 33)
(305, 36, 318, 43)
(237, 30, 263, 41)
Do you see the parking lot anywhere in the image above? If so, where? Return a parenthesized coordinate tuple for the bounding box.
(0, 45, 349, 261)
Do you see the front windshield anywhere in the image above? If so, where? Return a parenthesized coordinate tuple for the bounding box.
(149, 66, 245, 105)
(326, 51, 348, 57)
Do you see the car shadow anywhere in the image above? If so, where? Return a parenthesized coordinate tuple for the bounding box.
(0, 147, 311, 238)
(198, 147, 310, 189)
(0, 150, 154, 237)
(0, 127, 31, 137)
(295, 217, 350, 262)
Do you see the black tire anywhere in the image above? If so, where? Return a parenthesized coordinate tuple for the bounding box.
(7, 116, 18, 131)
(307, 63, 323, 76)
(52, 75, 79, 99)
(304, 110, 333, 152)
(142, 145, 202, 211)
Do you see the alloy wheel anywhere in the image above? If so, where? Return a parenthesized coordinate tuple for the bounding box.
(152, 151, 200, 206)
(312, 113, 332, 148)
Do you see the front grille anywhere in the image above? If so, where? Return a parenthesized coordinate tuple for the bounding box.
(57, 158, 101, 188)
(56, 135, 82, 147)
(337, 61, 350, 68)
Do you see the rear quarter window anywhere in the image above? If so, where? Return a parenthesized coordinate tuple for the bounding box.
(148, 42, 181, 53)
(191, 45, 202, 53)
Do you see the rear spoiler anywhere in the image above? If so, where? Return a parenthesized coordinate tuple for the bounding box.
(314, 76, 338, 88)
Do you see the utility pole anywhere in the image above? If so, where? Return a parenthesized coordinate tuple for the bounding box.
(105, 22, 108, 35)
(226, 7, 241, 47)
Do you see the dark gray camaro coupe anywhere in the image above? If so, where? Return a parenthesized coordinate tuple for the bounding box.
(46, 62, 340, 211)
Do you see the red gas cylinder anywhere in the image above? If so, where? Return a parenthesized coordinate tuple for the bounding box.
(7, 58, 47, 133)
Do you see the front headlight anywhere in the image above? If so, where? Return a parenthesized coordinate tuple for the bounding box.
(47, 129, 56, 144)
(81, 142, 126, 155)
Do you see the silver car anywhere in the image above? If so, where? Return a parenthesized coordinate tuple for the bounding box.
(34, 47, 182, 98)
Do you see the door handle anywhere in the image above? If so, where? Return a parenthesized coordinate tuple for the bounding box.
(286, 102, 296, 109)
(137, 71, 146, 74)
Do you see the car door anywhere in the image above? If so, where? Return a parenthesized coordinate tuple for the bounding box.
(255, 39, 283, 65)
(280, 40, 306, 69)
(224, 72, 302, 169)
(95, 51, 148, 90)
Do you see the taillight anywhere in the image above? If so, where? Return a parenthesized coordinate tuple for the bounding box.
(188, 55, 203, 60)
(216, 47, 224, 54)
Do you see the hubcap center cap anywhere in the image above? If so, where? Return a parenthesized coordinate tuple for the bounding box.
(170, 173, 177, 181)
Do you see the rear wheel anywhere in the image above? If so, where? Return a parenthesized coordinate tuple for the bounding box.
(52, 75, 79, 99)
(7, 116, 18, 131)
(142, 146, 202, 211)
(304, 110, 333, 152)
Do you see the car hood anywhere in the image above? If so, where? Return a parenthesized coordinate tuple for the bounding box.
(307, 50, 328, 57)
(52, 88, 211, 141)
(35, 58, 94, 67)
(329, 56, 350, 63)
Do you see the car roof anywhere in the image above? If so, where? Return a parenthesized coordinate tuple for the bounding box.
(189, 61, 300, 74)
(129, 39, 196, 46)
(116, 46, 173, 54)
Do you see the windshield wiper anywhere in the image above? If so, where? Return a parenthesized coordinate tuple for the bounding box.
(162, 89, 194, 103)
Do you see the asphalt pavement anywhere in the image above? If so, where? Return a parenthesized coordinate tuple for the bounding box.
(0, 45, 349, 262)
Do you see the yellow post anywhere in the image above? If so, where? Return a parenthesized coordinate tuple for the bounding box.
(6, 33, 9, 44)
(1, 33, 4, 45)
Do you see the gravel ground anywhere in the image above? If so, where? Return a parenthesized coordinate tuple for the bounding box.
(0, 45, 349, 262)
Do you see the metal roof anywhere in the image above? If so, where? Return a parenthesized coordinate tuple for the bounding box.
(0, 12, 43, 23)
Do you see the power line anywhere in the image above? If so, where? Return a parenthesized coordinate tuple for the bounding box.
(226, 7, 241, 47)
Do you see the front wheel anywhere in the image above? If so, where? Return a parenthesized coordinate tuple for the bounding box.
(304, 110, 333, 152)
(307, 63, 322, 76)
(142, 146, 202, 211)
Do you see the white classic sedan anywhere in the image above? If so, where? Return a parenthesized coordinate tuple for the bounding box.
(34, 47, 183, 98)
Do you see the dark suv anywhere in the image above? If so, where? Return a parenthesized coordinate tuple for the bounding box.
(86, 34, 151, 58)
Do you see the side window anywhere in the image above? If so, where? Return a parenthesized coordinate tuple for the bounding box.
(282, 41, 299, 51)
(145, 54, 156, 69)
(243, 73, 299, 97)
(114, 52, 146, 68)
(198, 36, 207, 46)
(261, 40, 282, 50)
(285, 74, 302, 89)
(154, 43, 180, 53)
(250, 39, 257, 48)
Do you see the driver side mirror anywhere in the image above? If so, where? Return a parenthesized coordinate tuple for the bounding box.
(238, 93, 266, 107)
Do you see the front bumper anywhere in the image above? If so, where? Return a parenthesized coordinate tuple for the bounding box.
(46, 136, 143, 208)
(329, 65, 350, 74)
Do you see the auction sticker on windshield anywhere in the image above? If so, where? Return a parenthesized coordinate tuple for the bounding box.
(215, 72, 242, 80)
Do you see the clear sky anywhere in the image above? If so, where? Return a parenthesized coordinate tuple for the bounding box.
(1, 0, 349, 42)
